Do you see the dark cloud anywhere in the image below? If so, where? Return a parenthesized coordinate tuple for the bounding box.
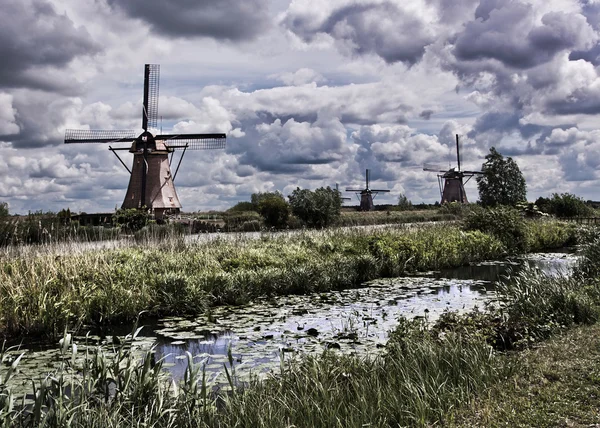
(108, 0, 270, 41)
(454, 5, 593, 69)
(283, 2, 433, 65)
(545, 87, 600, 115)
(0, 0, 100, 92)
(419, 109, 434, 120)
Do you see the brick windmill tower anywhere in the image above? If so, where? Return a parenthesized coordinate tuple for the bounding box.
(424, 134, 482, 204)
(65, 64, 226, 218)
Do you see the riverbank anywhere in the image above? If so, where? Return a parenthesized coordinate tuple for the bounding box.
(0, 218, 577, 339)
(0, 221, 597, 426)
(449, 322, 600, 426)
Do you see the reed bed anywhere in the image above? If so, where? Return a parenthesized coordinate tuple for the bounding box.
(0, 219, 594, 427)
(0, 220, 577, 339)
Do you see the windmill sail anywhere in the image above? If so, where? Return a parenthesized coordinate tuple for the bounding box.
(142, 64, 160, 131)
(64, 129, 136, 144)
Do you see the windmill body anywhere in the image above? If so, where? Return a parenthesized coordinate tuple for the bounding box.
(122, 137, 181, 218)
(65, 65, 226, 219)
(346, 169, 390, 211)
(424, 135, 482, 204)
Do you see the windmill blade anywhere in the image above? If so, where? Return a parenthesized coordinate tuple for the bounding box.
(346, 189, 364, 192)
(64, 129, 136, 144)
(462, 170, 485, 175)
(371, 189, 391, 193)
(423, 163, 445, 172)
(159, 133, 226, 150)
(142, 64, 160, 131)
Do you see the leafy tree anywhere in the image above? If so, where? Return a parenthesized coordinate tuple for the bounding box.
(397, 193, 413, 211)
(251, 191, 284, 211)
(535, 193, 592, 218)
(477, 147, 526, 207)
(288, 186, 342, 228)
(0, 202, 8, 217)
(257, 194, 290, 228)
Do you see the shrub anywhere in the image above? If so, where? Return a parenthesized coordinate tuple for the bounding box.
(227, 201, 255, 212)
(112, 208, 149, 232)
(257, 194, 290, 228)
(222, 211, 262, 231)
(288, 186, 342, 228)
(535, 193, 592, 218)
(463, 206, 528, 253)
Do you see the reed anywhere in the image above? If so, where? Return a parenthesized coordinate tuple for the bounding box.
(0, 220, 577, 339)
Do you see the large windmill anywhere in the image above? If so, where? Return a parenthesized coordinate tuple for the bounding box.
(346, 169, 390, 211)
(424, 134, 482, 204)
(65, 64, 226, 219)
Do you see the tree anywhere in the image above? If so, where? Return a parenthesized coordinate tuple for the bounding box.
(397, 193, 413, 211)
(477, 147, 526, 207)
(257, 193, 290, 228)
(0, 202, 8, 217)
(288, 186, 342, 228)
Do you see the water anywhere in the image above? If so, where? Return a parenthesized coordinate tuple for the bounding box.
(3, 251, 578, 390)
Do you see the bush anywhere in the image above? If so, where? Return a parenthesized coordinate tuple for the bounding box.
(257, 194, 290, 228)
(222, 211, 262, 231)
(288, 186, 342, 228)
(227, 201, 255, 212)
(535, 193, 592, 218)
(463, 206, 528, 253)
(112, 208, 149, 232)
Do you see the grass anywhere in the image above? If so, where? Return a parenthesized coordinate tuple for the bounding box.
(448, 323, 600, 427)
(0, 225, 597, 427)
(0, 219, 576, 339)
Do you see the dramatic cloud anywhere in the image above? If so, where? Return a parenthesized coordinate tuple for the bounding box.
(0, 0, 100, 92)
(107, 0, 271, 41)
(282, 1, 436, 65)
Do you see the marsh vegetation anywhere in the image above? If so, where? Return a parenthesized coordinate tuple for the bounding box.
(0, 209, 595, 427)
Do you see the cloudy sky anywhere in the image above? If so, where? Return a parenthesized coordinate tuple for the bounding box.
(1, 0, 600, 213)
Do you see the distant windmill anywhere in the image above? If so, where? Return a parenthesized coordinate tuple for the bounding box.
(424, 134, 482, 204)
(335, 183, 352, 203)
(65, 64, 226, 219)
(346, 169, 390, 211)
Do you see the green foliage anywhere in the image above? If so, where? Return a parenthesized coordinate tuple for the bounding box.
(112, 208, 149, 232)
(535, 193, 593, 217)
(0, 202, 8, 217)
(250, 191, 284, 211)
(257, 193, 290, 228)
(463, 206, 528, 253)
(227, 201, 255, 212)
(222, 211, 262, 231)
(397, 193, 413, 211)
(288, 186, 342, 228)
(477, 147, 527, 207)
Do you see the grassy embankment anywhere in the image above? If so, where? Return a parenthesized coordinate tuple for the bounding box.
(0, 214, 575, 339)
(1, 235, 599, 427)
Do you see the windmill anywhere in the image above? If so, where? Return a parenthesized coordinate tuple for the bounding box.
(346, 169, 390, 211)
(65, 64, 226, 219)
(424, 134, 482, 204)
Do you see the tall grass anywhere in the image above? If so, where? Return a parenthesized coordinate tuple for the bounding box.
(0, 220, 577, 339)
(0, 221, 592, 427)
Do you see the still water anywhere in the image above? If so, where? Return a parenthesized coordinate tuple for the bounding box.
(5, 251, 577, 390)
